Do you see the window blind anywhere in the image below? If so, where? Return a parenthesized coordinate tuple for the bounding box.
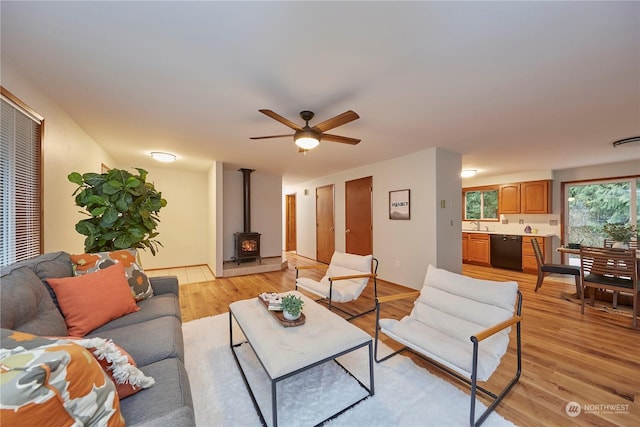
(1, 88, 43, 266)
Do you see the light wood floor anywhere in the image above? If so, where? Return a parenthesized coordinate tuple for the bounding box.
(146, 264, 215, 285)
(178, 253, 639, 427)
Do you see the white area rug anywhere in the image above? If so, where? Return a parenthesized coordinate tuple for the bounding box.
(183, 314, 514, 427)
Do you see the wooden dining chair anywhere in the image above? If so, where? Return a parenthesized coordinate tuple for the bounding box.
(579, 246, 638, 328)
(531, 238, 582, 298)
(603, 239, 638, 308)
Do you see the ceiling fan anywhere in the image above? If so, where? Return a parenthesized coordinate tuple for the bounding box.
(250, 109, 360, 151)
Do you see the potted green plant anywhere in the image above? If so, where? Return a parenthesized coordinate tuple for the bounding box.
(281, 294, 304, 321)
(602, 222, 637, 248)
(68, 167, 167, 255)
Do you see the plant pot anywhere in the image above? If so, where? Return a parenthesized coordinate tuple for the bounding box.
(283, 310, 300, 321)
(612, 241, 629, 249)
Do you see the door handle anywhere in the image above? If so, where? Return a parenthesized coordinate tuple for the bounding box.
(330, 227, 334, 232)
(346, 229, 351, 234)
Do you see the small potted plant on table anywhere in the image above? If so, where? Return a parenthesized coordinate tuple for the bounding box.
(281, 294, 304, 321)
(603, 223, 637, 249)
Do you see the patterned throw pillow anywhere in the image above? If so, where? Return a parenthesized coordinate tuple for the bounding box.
(57, 336, 155, 399)
(0, 329, 125, 426)
(71, 249, 154, 301)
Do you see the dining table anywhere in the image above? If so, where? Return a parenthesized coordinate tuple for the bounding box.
(557, 246, 640, 259)
(557, 245, 639, 307)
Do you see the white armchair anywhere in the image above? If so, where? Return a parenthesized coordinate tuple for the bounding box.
(295, 252, 378, 320)
(375, 264, 522, 426)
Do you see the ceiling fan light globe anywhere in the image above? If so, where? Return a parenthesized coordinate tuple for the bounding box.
(295, 137, 320, 150)
(294, 130, 320, 150)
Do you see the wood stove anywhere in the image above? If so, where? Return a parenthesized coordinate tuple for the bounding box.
(233, 168, 261, 264)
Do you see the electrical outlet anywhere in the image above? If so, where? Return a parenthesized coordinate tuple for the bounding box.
(518, 219, 524, 224)
(395, 260, 400, 268)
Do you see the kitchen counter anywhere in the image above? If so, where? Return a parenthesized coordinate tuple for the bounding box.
(462, 230, 557, 237)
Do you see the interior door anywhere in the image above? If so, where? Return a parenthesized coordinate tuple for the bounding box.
(285, 193, 296, 252)
(345, 176, 373, 256)
(316, 184, 335, 264)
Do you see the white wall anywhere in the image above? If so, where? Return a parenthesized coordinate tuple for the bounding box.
(463, 170, 554, 189)
(223, 168, 283, 261)
(284, 147, 462, 290)
(207, 162, 224, 276)
(2, 59, 116, 255)
(131, 166, 209, 269)
(434, 148, 463, 273)
(3, 59, 217, 271)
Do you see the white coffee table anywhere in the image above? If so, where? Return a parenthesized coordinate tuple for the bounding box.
(229, 291, 374, 427)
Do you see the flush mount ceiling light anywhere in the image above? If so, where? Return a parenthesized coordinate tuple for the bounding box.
(612, 136, 640, 147)
(460, 169, 477, 178)
(294, 130, 320, 150)
(150, 152, 176, 162)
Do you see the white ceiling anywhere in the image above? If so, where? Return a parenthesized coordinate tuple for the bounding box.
(2, 1, 639, 185)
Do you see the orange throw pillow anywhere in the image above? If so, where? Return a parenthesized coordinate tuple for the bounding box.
(47, 263, 139, 337)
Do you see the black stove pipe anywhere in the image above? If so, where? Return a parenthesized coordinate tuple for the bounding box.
(239, 168, 254, 233)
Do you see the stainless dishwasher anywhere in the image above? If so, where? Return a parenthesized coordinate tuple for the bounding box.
(490, 234, 522, 271)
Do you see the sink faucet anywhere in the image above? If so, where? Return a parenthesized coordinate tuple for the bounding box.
(470, 220, 481, 231)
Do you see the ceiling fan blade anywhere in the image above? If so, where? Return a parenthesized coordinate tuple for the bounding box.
(312, 110, 359, 133)
(321, 134, 361, 145)
(258, 109, 303, 131)
(250, 134, 294, 140)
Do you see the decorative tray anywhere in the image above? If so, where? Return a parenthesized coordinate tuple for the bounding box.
(257, 296, 306, 327)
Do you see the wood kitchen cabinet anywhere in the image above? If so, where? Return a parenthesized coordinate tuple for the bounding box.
(522, 235, 552, 273)
(521, 180, 551, 214)
(462, 233, 469, 262)
(499, 184, 521, 214)
(467, 233, 490, 266)
(499, 180, 552, 214)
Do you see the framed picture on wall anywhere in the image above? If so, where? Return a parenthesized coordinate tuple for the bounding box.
(389, 189, 410, 220)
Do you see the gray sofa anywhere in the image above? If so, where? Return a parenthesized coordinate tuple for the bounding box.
(0, 251, 195, 426)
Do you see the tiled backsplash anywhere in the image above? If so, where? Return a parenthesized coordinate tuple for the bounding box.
(463, 214, 561, 236)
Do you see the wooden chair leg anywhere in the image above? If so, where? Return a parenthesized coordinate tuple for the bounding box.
(574, 275, 582, 299)
(633, 291, 638, 329)
(534, 272, 544, 292)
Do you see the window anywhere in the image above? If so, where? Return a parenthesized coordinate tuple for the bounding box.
(463, 187, 498, 220)
(1, 87, 43, 266)
(562, 176, 639, 264)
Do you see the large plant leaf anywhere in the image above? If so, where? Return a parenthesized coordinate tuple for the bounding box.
(113, 234, 133, 249)
(135, 168, 148, 181)
(82, 173, 105, 187)
(75, 220, 97, 237)
(87, 195, 110, 207)
(101, 207, 120, 226)
(90, 206, 107, 217)
(68, 172, 83, 186)
(125, 177, 141, 188)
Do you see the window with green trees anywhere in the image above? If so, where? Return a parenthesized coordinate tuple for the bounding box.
(464, 188, 498, 220)
(564, 177, 639, 248)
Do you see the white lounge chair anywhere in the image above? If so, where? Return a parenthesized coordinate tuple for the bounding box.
(375, 264, 522, 426)
(295, 251, 378, 320)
